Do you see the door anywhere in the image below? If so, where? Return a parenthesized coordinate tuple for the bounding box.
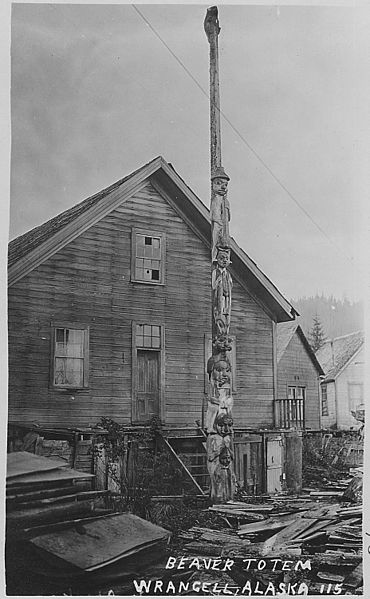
(137, 350, 160, 422)
(266, 436, 283, 493)
(234, 435, 263, 494)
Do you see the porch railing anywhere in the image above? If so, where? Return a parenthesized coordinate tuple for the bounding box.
(275, 398, 305, 429)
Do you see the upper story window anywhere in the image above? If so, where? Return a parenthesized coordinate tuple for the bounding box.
(321, 384, 328, 416)
(288, 386, 305, 401)
(52, 325, 89, 388)
(131, 228, 165, 285)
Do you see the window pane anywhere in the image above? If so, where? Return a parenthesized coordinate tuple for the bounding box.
(152, 326, 160, 338)
(136, 235, 145, 257)
(152, 337, 160, 348)
(145, 237, 152, 245)
(144, 325, 151, 336)
(288, 387, 295, 399)
(135, 267, 144, 280)
(152, 238, 160, 249)
(144, 269, 152, 281)
(136, 258, 144, 269)
(55, 358, 83, 386)
(56, 328, 65, 343)
(297, 387, 304, 399)
(66, 330, 84, 357)
(66, 358, 84, 386)
(55, 357, 67, 385)
(144, 245, 153, 258)
(144, 259, 152, 270)
(151, 269, 160, 281)
(143, 336, 151, 348)
(136, 335, 144, 347)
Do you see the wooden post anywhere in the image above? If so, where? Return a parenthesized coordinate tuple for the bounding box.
(204, 6, 235, 504)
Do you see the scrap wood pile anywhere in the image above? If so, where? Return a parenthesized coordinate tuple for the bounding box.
(175, 476, 363, 594)
(304, 466, 363, 501)
(6, 452, 171, 596)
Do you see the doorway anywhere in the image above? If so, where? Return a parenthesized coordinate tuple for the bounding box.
(136, 350, 160, 422)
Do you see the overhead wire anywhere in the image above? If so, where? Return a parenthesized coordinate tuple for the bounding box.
(132, 4, 355, 266)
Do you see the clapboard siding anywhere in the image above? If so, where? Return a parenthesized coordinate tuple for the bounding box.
(9, 180, 274, 428)
(277, 332, 321, 429)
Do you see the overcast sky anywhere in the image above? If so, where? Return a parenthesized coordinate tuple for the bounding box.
(10, 3, 369, 302)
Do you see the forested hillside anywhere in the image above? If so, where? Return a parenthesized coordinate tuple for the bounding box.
(291, 295, 364, 340)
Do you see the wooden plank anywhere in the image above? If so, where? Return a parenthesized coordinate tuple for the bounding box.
(30, 512, 170, 571)
(7, 452, 69, 479)
(209, 507, 265, 521)
(261, 515, 319, 555)
(237, 515, 296, 536)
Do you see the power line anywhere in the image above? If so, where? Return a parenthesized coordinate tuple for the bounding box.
(132, 4, 355, 266)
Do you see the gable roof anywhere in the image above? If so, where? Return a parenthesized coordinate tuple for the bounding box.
(276, 321, 324, 374)
(8, 156, 297, 322)
(315, 331, 365, 383)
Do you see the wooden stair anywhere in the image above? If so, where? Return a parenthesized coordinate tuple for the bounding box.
(159, 429, 209, 495)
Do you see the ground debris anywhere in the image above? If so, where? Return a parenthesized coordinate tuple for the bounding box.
(172, 469, 363, 596)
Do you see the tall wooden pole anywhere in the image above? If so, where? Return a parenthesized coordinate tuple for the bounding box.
(204, 6, 235, 504)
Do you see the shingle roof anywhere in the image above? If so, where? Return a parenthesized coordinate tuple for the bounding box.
(315, 331, 365, 382)
(8, 157, 158, 267)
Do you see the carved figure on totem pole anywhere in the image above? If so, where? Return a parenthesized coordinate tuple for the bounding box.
(206, 413, 236, 503)
(212, 248, 232, 337)
(210, 167, 230, 262)
(205, 352, 233, 433)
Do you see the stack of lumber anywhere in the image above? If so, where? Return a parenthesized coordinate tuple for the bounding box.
(6, 452, 171, 595)
(6, 451, 105, 531)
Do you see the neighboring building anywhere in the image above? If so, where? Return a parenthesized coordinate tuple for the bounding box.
(276, 321, 324, 430)
(8, 156, 300, 493)
(316, 331, 365, 430)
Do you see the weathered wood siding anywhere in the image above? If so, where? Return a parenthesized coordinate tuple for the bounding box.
(277, 332, 321, 429)
(8, 181, 274, 428)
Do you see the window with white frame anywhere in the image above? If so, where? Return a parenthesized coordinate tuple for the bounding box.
(131, 229, 165, 284)
(52, 326, 89, 388)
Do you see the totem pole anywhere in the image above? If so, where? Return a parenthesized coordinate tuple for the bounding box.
(204, 6, 235, 504)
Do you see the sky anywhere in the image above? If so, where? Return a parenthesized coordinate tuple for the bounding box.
(9, 3, 370, 303)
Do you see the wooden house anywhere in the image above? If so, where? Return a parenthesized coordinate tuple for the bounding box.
(316, 332, 365, 431)
(275, 321, 324, 430)
(8, 156, 301, 494)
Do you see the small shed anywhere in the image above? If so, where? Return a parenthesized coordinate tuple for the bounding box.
(276, 321, 324, 430)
